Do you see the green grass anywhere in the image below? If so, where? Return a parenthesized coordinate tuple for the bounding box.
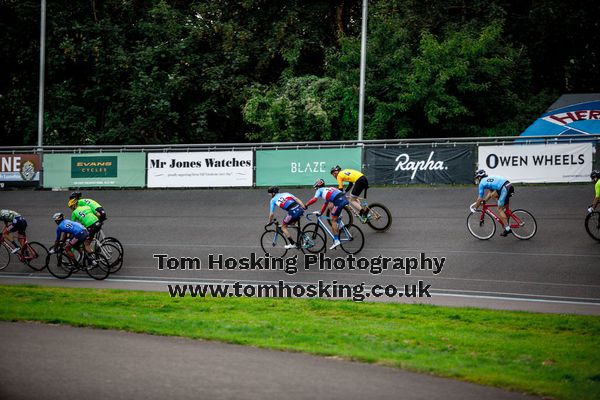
(1, 285, 599, 400)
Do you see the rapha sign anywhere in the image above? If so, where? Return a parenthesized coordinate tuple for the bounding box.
(365, 146, 474, 184)
(395, 151, 448, 180)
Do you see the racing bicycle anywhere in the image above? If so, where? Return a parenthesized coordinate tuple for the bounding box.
(0, 231, 48, 271)
(46, 242, 110, 280)
(326, 196, 392, 232)
(303, 211, 365, 254)
(585, 211, 600, 241)
(260, 220, 325, 257)
(467, 202, 537, 240)
(90, 228, 124, 273)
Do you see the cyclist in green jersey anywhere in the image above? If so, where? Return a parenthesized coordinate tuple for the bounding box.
(69, 191, 107, 222)
(68, 199, 102, 240)
(588, 170, 600, 214)
(0, 209, 27, 254)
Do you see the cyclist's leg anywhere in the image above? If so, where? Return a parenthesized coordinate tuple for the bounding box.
(349, 177, 368, 214)
(282, 207, 303, 245)
(497, 187, 513, 229)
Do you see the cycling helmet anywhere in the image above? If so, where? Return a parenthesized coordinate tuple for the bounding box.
(474, 169, 488, 180)
(591, 170, 600, 180)
(67, 198, 78, 209)
(330, 165, 341, 174)
(267, 186, 279, 194)
(313, 178, 325, 188)
(52, 212, 64, 224)
(69, 191, 82, 200)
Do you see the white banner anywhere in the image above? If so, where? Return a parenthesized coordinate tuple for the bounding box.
(147, 151, 253, 187)
(477, 143, 593, 183)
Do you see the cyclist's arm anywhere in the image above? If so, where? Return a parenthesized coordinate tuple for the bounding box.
(319, 202, 329, 215)
(291, 195, 306, 209)
(345, 182, 354, 193)
(305, 197, 318, 207)
(337, 174, 344, 190)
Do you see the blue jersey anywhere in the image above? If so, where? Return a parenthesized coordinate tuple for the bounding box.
(56, 219, 88, 241)
(478, 176, 509, 198)
(313, 187, 343, 203)
(270, 193, 299, 213)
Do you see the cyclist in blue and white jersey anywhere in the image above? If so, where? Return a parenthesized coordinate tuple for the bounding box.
(471, 169, 514, 237)
(305, 179, 349, 249)
(267, 186, 307, 249)
(50, 212, 96, 264)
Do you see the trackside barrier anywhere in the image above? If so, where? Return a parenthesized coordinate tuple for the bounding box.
(0, 134, 598, 189)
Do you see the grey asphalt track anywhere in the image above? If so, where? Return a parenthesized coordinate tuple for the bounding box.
(1, 186, 599, 314)
(0, 321, 540, 400)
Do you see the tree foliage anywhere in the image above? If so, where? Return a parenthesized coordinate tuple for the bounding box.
(0, 0, 597, 145)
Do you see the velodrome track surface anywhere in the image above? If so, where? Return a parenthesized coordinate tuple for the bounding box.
(1, 186, 599, 314)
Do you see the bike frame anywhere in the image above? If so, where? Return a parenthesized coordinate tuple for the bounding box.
(306, 213, 353, 242)
(479, 204, 523, 229)
(0, 231, 37, 262)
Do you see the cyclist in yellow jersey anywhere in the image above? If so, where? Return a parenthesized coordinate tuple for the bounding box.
(330, 165, 369, 219)
(588, 170, 600, 214)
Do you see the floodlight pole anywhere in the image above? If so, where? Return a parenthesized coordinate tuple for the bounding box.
(37, 0, 46, 150)
(357, 0, 368, 143)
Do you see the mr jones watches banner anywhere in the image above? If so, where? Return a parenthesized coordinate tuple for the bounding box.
(147, 151, 253, 187)
(477, 143, 593, 183)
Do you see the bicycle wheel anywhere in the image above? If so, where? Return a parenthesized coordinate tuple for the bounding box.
(46, 251, 74, 279)
(510, 209, 537, 240)
(102, 237, 124, 256)
(96, 242, 123, 273)
(585, 212, 600, 241)
(467, 211, 496, 240)
(260, 230, 288, 258)
(301, 223, 327, 253)
(326, 205, 354, 227)
(365, 203, 392, 232)
(85, 253, 110, 280)
(0, 245, 10, 271)
(23, 242, 48, 271)
(339, 224, 365, 255)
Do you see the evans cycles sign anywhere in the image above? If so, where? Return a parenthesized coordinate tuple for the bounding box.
(477, 143, 592, 183)
(365, 146, 475, 184)
(147, 151, 253, 187)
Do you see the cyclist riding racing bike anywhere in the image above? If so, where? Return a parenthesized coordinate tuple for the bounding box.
(471, 169, 514, 237)
(68, 198, 102, 240)
(70, 191, 107, 222)
(0, 209, 27, 254)
(330, 165, 369, 221)
(305, 179, 350, 249)
(50, 213, 97, 265)
(267, 186, 307, 249)
(588, 170, 600, 214)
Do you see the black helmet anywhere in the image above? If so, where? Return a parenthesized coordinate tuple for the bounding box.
(591, 170, 600, 180)
(474, 169, 488, 180)
(52, 212, 64, 224)
(267, 186, 279, 194)
(313, 178, 325, 188)
(330, 165, 341, 174)
(69, 191, 82, 200)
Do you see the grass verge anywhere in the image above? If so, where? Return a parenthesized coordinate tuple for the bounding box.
(1, 284, 599, 399)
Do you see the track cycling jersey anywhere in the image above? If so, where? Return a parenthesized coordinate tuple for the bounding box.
(336, 169, 364, 188)
(478, 176, 509, 198)
(313, 187, 344, 202)
(77, 198, 102, 212)
(56, 219, 88, 241)
(270, 193, 299, 213)
(71, 206, 99, 228)
(595, 180, 600, 197)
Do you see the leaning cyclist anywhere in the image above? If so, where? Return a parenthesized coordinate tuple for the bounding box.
(267, 186, 306, 249)
(68, 198, 102, 240)
(70, 191, 107, 222)
(0, 209, 27, 254)
(330, 165, 369, 220)
(472, 169, 514, 237)
(588, 170, 600, 214)
(50, 213, 96, 265)
(305, 179, 349, 249)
